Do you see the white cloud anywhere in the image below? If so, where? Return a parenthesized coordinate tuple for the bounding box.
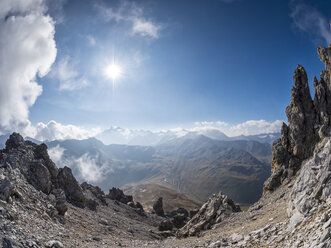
(48, 145, 111, 183)
(290, 1, 331, 44)
(50, 56, 89, 91)
(190, 120, 283, 137)
(96, 1, 161, 39)
(132, 18, 160, 38)
(228, 120, 283, 136)
(48, 144, 65, 165)
(31, 120, 101, 141)
(74, 154, 111, 183)
(87, 35, 96, 46)
(0, 0, 56, 132)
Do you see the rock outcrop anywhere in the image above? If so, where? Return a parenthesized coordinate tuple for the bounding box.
(153, 197, 165, 217)
(264, 45, 331, 192)
(0, 134, 164, 247)
(0, 133, 88, 209)
(57, 166, 86, 208)
(177, 191, 241, 238)
(107, 187, 133, 204)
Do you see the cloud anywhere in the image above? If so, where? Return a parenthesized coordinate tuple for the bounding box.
(74, 154, 110, 183)
(191, 120, 283, 137)
(290, 1, 331, 44)
(31, 120, 101, 141)
(50, 56, 89, 91)
(193, 121, 229, 128)
(95, 1, 161, 39)
(132, 18, 160, 38)
(228, 120, 283, 136)
(48, 145, 111, 183)
(0, 0, 56, 132)
(48, 144, 65, 165)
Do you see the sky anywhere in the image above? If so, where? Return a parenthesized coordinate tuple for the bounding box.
(0, 0, 330, 140)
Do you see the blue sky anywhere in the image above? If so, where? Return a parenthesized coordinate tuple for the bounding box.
(0, 0, 330, 140)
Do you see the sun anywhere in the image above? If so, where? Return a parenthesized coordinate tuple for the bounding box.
(103, 63, 122, 81)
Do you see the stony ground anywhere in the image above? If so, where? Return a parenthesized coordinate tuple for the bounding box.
(0, 165, 164, 248)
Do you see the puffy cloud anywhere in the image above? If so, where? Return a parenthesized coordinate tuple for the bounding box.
(228, 120, 283, 136)
(0, 0, 56, 132)
(48, 145, 110, 183)
(96, 1, 161, 39)
(48, 144, 65, 165)
(74, 154, 110, 183)
(50, 56, 89, 91)
(32, 120, 101, 141)
(290, 1, 331, 44)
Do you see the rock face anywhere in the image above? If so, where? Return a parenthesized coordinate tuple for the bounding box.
(0, 133, 89, 209)
(265, 45, 331, 192)
(177, 192, 241, 238)
(287, 138, 331, 231)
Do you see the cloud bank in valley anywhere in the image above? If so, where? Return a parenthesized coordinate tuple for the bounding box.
(48, 145, 112, 183)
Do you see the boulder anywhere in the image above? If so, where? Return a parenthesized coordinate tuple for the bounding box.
(0, 179, 15, 202)
(159, 219, 173, 231)
(172, 213, 188, 229)
(81, 182, 108, 210)
(107, 187, 133, 204)
(177, 192, 241, 238)
(57, 166, 86, 208)
(52, 188, 68, 216)
(27, 161, 52, 194)
(152, 197, 164, 217)
(169, 207, 189, 218)
(135, 201, 144, 211)
(45, 240, 63, 248)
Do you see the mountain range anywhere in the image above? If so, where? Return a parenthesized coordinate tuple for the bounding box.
(95, 126, 280, 146)
(0, 129, 277, 208)
(42, 133, 272, 206)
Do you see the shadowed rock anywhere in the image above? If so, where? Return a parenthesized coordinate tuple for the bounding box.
(107, 187, 133, 204)
(57, 166, 86, 208)
(153, 197, 165, 217)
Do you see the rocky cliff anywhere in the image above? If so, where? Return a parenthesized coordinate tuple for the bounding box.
(265, 45, 330, 192)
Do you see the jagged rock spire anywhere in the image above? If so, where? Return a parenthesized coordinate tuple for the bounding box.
(265, 45, 331, 192)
